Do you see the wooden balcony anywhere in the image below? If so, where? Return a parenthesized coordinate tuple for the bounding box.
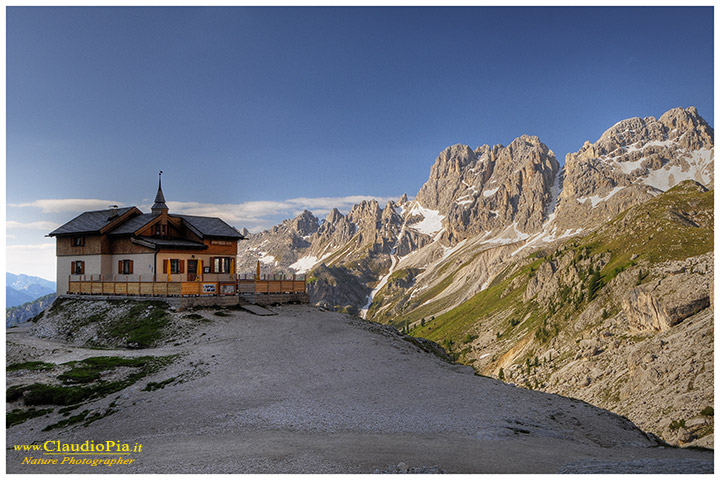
(67, 274, 307, 297)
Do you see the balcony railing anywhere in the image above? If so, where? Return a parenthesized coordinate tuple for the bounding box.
(66, 273, 307, 297)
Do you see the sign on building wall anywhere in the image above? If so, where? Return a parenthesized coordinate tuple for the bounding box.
(202, 283, 216, 294)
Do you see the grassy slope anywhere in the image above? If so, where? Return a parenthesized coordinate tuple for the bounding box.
(407, 181, 713, 360)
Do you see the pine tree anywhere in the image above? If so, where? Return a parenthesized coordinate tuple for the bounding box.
(587, 269, 602, 300)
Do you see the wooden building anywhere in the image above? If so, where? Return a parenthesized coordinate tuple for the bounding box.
(49, 175, 245, 295)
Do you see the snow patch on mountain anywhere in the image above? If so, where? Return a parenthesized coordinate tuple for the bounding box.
(440, 239, 467, 261)
(290, 256, 318, 274)
(484, 222, 530, 245)
(407, 203, 444, 235)
(613, 157, 645, 175)
(577, 186, 624, 207)
(483, 187, 499, 197)
(259, 252, 277, 266)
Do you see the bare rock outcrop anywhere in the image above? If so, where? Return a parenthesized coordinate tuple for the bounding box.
(416, 135, 560, 241)
(622, 258, 712, 333)
(554, 106, 714, 231)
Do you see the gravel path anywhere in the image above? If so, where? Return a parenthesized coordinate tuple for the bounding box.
(6, 305, 714, 473)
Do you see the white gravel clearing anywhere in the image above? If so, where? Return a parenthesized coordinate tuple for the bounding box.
(6, 305, 713, 474)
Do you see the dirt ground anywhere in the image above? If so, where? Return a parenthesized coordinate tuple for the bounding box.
(6, 305, 714, 473)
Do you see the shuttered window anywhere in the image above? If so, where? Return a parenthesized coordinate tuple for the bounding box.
(213, 257, 232, 273)
(71, 261, 85, 275)
(167, 259, 184, 274)
(118, 260, 133, 275)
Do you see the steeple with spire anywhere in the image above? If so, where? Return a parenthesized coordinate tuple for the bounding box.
(151, 170, 169, 216)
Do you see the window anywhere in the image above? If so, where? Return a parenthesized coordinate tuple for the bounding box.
(72, 236, 85, 247)
(213, 257, 233, 273)
(71, 261, 85, 275)
(118, 260, 133, 275)
(162, 259, 184, 274)
(154, 223, 167, 237)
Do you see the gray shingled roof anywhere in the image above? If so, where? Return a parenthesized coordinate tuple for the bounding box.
(49, 207, 244, 240)
(131, 237, 208, 250)
(107, 214, 155, 235)
(175, 214, 243, 239)
(48, 207, 136, 236)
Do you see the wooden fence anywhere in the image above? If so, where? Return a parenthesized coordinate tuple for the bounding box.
(67, 276, 306, 297)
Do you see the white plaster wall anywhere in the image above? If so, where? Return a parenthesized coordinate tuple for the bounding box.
(56, 255, 104, 294)
(110, 253, 156, 282)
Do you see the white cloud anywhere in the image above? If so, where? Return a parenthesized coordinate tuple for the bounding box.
(5, 194, 405, 278)
(285, 195, 400, 216)
(6, 220, 60, 230)
(6, 243, 56, 281)
(11, 195, 403, 227)
(167, 194, 403, 231)
(8, 199, 123, 213)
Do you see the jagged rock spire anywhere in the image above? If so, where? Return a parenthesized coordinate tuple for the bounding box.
(151, 170, 169, 216)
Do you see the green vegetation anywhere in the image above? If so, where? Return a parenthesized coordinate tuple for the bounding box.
(7, 361, 55, 372)
(7, 407, 53, 427)
(42, 410, 90, 431)
(395, 184, 713, 386)
(582, 183, 713, 277)
(389, 268, 412, 281)
(58, 356, 160, 385)
(587, 268, 602, 301)
(669, 419, 686, 431)
(700, 406, 714, 417)
(101, 301, 171, 348)
(8, 356, 175, 407)
(143, 377, 177, 391)
(411, 256, 544, 345)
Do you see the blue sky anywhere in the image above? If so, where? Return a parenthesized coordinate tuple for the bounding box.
(6, 6, 715, 280)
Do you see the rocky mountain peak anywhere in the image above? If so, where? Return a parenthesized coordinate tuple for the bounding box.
(290, 210, 320, 237)
(416, 134, 559, 242)
(324, 208, 344, 225)
(553, 106, 714, 232)
(415, 144, 479, 211)
(348, 199, 382, 227)
(381, 201, 400, 222)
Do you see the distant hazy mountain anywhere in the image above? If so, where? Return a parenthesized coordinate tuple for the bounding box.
(6, 293, 56, 328)
(6, 273, 56, 308)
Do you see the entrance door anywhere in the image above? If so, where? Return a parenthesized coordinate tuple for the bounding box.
(187, 260, 197, 282)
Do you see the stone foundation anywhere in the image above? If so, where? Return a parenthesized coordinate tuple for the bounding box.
(59, 292, 309, 311)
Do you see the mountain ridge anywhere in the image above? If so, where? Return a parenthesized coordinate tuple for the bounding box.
(236, 106, 714, 447)
(238, 106, 713, 317)
(6, 273, 56, 309)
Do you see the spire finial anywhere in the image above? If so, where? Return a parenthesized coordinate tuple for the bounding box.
(152, 171, 168, 216)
